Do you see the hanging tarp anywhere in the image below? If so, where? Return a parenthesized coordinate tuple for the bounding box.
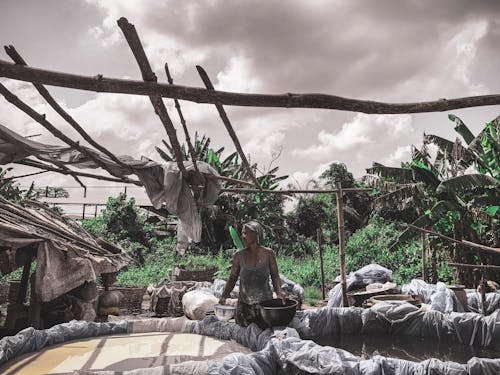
(0, 123, 221, 250)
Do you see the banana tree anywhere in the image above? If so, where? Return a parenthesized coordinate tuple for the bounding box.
(367, 115, 500, 284)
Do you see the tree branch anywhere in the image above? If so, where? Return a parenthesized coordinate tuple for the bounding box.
(117, 18, 186, 175)
(4, 45, 134, 174)
(17, 159, 142, 185)
(196, 65, 261, 189)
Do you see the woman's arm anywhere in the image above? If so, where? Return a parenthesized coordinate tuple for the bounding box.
(219, 252, 240, 304)
(268, 249, 285, 304)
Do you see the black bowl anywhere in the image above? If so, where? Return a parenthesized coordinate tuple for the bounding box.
(259, 298, 298, 327)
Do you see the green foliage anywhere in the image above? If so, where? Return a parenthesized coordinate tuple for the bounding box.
(345, 216, 453, 285)
(157, 133, 288, 253)
(0, 167, 37, 203)
(82, 193, 161, 264)
(320, 162, 355, 187)
(304, 287, 322, 306)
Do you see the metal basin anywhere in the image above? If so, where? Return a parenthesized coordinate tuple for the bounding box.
(213, 304, 236, 321)
(259, 299, 298, 327)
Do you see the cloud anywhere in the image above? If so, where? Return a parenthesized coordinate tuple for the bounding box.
(384, 145, 412, 166)
(292, 113, 413, 159)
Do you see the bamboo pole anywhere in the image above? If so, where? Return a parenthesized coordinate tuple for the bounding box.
(1, 59, 500, 113)
(407, 224, 500, 256)
(0, 82, 133, 185)
(4, 45, 133, 174)
(316, 228, 326, 300)
(335, 181, 348, 307)
(117, 18, 186, 175)
(222, 187, 371, 194)
(448, 263, 500, 271)
(16, 159, 142, 185)
(196, 66, 261, 190)
(207, 174, 256, 187)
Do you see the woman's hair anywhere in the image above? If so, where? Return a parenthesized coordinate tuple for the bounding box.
(243, 220, 264, 245)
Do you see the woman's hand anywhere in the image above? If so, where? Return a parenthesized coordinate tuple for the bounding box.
(276, 292, 286, 305)
(219, 297, 226, 305)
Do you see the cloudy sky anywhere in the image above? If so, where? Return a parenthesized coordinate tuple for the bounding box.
(1, 0, 499, 205)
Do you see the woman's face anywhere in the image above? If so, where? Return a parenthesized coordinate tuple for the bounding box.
(242, 226, 257, 247)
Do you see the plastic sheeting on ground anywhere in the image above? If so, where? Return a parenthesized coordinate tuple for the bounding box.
(466, 290, 500, 315)
(1, 304, 500, 374)
(291, 302, 500, 349)
(328, 264, 393, 307)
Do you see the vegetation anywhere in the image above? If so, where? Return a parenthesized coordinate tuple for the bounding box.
(2, 116, 498, 291)
(367, 115, 500, 284)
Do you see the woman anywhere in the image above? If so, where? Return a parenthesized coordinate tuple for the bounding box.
(219, 220, 285, 328)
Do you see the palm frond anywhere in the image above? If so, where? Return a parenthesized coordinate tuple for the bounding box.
(155, 146, 173, 162)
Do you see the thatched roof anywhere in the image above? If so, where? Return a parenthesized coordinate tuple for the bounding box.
(0, 197, 132, 302)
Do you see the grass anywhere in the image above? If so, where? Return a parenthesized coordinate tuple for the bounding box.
(304, 286, 322, 306)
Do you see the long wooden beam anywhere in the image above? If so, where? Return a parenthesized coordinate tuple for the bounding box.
(4, 45, 134, 174)
(1, 59, 499, 113)
(407, 224, 500, 256)
(222, 187, 371, 194)
(117, 18, 186, 174)
(448, 262, 500, 271)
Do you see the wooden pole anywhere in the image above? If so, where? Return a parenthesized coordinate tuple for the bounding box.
(316, 228, 326, 300)
(117, 18, 186, 175)
(222, 187, 371, 194)
(421, 232, 427, 282)
(164, 63, 199, 174)
(16, 159, 142, 185)
(17, 252, 34, 304)
(335, 181, 348, 307)
(448, 262, 500, 270)
(407, 224, 500, 256)
(28, 273, 42, 329)
(1, 59, 500, 113)
(0, 82, 126, 180)
(196, 66, 261, 190)
(4, 45, 134, 174)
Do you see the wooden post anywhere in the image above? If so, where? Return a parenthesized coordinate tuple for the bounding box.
(17, 253, 34, 304)
(28, 273, 42, 329)
(316, 228, 326, 300)
(335, 181, 348, 307)
(82, 203, 86, 220)
(94, 204, 98, 217)
(421, 232, 427, 282)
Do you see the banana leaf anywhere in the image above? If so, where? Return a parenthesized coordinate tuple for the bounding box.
(436, 174, 499, 194)
(366, 162, 414, 183)
(229, 226, 244, 249)
(449, 114, 475, 145)
(155, 146, 173, 162)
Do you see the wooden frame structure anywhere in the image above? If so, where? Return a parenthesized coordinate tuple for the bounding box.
(1, 17, 499, 308)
